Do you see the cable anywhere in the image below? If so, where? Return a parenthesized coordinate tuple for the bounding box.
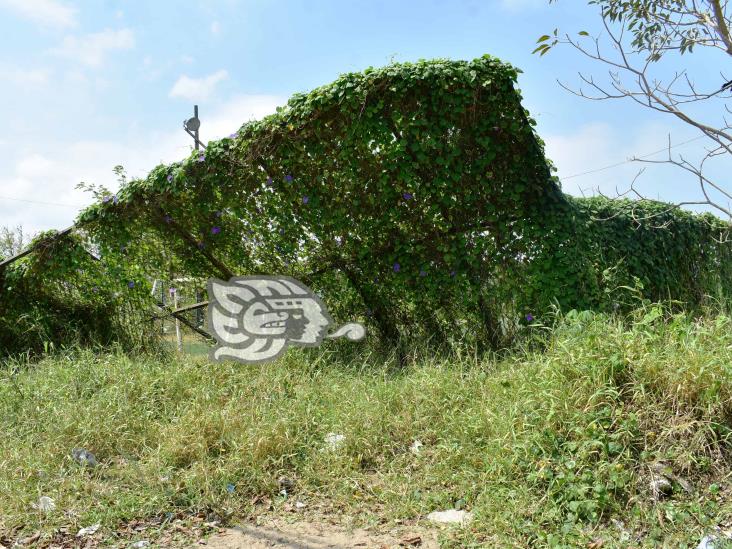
(562, 134, 707, 180)
(0, 195, 84, 208)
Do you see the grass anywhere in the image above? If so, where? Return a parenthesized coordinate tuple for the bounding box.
(2, 305, 732, 547)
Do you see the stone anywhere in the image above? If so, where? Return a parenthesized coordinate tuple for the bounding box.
(71, 448, 98, 468)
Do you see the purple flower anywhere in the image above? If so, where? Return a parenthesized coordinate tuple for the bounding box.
(167, 174, 173, 182)
(214, 210, 222, 218)
(92, 286, 99, 293)
(393, 262, 400, 273)
(419, 269, 427, 277)
(102, 195, 112, 203)
(450, 270, 456, 277)
(365, 308, 373, 317)
(164, 215, 172, 223)
(127, 281, 135, 289)
(112, 195, 118, 204)
(197, 153, 206, 162)
(169, 287, 176, 295)
(302, 196, 309, 204)
(266, 176, 273, 186)
(197, 241, 205, 249)
(525, 313, 534, 322)
(403, 192, 413, 200)
(228, 132, 238, 139)
(211, 226, 221, 235)
(284, 174, 293, 182)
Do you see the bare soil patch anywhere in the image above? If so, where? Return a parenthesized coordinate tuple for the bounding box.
(197, 517, 439, 549)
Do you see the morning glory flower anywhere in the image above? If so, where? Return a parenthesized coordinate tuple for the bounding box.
(228, 132, 238, 139)
(103, 195, 112, 203)
(197, 153, 206, 162)
(198, 241, 205, 249)
(450, 270, 456, 278)
(226, 483, 235, 493)
(164, 215, 172, 223)
(266, 176, 273, 186)
(214, 210, 222, 218)
(169, 287, 176, 295)
(285, 174, 293, 182)
(393, 262, 400, 272)
(167, 174, 173, 182)
(211, 226, 221, 235)
(419, 269, 427, 277)
(526, 313, 534, 322)
(302, 196, 309, 204)
(403, 192, 413, 200)
(127, 281, 135, 289)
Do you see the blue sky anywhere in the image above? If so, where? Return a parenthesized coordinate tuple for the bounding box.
(1, 0, 729, 234)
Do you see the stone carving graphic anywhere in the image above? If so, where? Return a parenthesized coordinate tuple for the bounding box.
(207, 276, 365, 364)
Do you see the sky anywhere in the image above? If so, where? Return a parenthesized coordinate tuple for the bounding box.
(1, 0, 730, 235)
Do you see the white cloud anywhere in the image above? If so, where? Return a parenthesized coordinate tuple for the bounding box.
(169, 70, 229, 102)
(0, 94, 286, 235)
(0, 66, 50, 87)
(0, 0, 76, 29)
(51, 28, 135, 67)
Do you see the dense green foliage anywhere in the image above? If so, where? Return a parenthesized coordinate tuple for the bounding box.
(3, 307, 732, 547)
(0, 230, 156, 355)
(1, 55, 730, 356)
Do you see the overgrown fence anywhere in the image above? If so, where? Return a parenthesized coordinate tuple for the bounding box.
(1, 55, 731, 357)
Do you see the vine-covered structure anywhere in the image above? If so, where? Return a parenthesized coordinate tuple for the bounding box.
(1, 55, 730, 355)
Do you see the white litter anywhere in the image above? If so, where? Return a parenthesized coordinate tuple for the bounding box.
(410, 440, 423, 455)
(32, 496, 55, 513)
(77, 524, 101, 537)
(426, 509, 473, 525)
(324, 432, 345, 450)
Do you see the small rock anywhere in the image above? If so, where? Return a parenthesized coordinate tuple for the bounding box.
(650, 476, 673, 499)
(409, 440, 423, 455)
(76, 523, 101, 537)
(426, 509, 473, 525)
(676, 476, 693, 494)
(129, 541, 150, 548)
(71, 448, 98, 468)
(278, 476, 295, 491)
(295, 501, 306, 509)
(324, 432, 345, 450)
(32, 496, 55, 512)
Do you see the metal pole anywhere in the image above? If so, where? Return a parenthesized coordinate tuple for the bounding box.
(173, 288, 183, 352)
(194, 105, 199, 151)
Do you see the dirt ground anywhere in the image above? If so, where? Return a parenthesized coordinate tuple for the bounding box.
(197, 518, 440, 549)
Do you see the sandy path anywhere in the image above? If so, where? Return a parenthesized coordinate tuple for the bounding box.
(197, 518, 439, 549)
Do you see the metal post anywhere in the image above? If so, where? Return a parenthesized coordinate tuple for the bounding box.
(194, 105, 199, 151)
(173, 288, 183, 352)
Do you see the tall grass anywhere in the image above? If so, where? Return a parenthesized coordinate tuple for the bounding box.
(2, 305, 732, 547)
